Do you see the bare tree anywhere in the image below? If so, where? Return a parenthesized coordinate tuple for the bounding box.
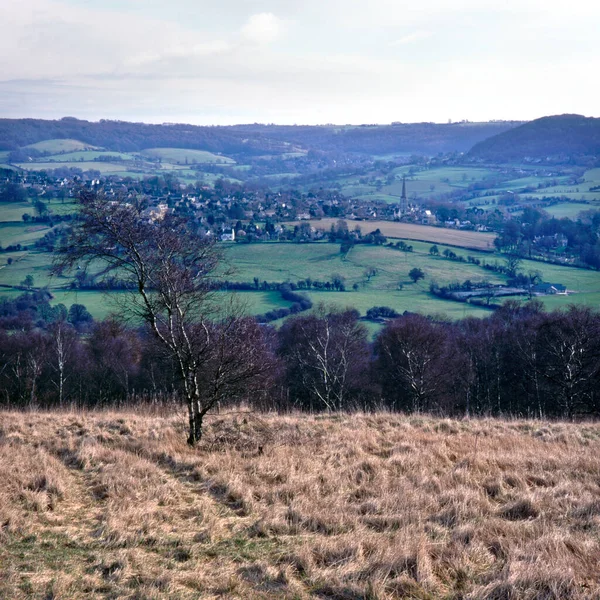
(363, 266, 378, 283)
(53, 190, 265, 445)
(48, 321, 79, 407)
(374, 314, 450, 412)
(279, 306, 369, 411)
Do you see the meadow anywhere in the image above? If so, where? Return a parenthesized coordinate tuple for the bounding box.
(1, 189, 599, 322)
(287, 219, 497, 250)
(543, 203, 594, 219)
(11, 141, 240, 183)
(1, 215, 599, 322)
(23, 139, 99, 152)
(39, 151, 140, 162)
(336, 164, 600, 209)
(140, 148, 236, 164)
(9, 139, 600, 210)
(1, 410, 599, 599)
(0, 201, 35, 222)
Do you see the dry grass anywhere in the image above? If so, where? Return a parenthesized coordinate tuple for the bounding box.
(288, 219, 497, 250)
(1, 411, 599, 599)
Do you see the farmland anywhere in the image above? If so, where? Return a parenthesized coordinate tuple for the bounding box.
(1, 209, 600, 322)
(1, 410, 599, 599)
(140, 148, 236, 164)
(543, 202, 594, 219)
(0, 201, 35, 222)
(23, 138, 99, 153)
(287, 219, 497, 250)
(10, 141, 239, 183)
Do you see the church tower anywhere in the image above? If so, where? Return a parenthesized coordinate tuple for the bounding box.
(400, 175, 408, 214)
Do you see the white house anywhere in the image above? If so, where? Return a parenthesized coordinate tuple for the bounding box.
(221, 229, 235, 242)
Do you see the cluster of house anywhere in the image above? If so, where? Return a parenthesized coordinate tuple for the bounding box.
(10, 169, 498, 240)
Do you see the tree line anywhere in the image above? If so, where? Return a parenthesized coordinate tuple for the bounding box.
(1, 291, 599, 424)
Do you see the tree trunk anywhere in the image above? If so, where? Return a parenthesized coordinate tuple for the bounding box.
(187, 395, 204, 446)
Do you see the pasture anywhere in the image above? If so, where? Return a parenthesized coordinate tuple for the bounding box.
(47, 290, 293, 322)
(140, 148, 236, 164)
(288, 219, 497, 250)
(543, 203, 596, 219)
(0, 222, 51, 247)
(0, 202, 35, 222)
(39, 150, 139, 162)
(1, 410, 599, 599)
(23, 139, 99, 153)
(16, 162, 134, 175)
(0, 223, 598, 321)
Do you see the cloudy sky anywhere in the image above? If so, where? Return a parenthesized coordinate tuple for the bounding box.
(1, 0, 599, 125)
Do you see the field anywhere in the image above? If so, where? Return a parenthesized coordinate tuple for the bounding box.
(1, 410, 599, 599)
(39, 151, 139, 162)
(47, 290, 293, 322)
(15, 161, 137, 175)
(331, 164, 600, 208)
(1, 218, 599, 321)
(23, 139, 100, 153)
(543, 203, 593, 219)
(12, 143, 242, 183)
(0, 223, 51, 247)
(287, 220, 497, 250)
(0, 201, 35, 222)
(140, 148, 236, 164)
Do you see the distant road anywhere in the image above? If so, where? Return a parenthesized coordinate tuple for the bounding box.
(287, 219, 497, 251)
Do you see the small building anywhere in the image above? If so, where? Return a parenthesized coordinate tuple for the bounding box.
(221, 228, 235, 242)
(532, 283, 567, 295)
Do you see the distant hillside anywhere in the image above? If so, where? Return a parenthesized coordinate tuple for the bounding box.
(226, 121, 523, 155)
(467, 114, 600, 165)
(0, 117, 521, 158)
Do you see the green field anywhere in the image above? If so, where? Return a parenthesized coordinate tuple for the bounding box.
(140, 148, 236, 164)
(40, 150, 139, 162)
(331, 164, 600, 206)
(1, 228, 599, 321)
(223, 242, 503, 288)
(0, 223, 51, 247)
(0, 251, 56, 288)
(0, 202, 35, 222)
(222, 242, 600, 316)
(16, 161, 133, 174)
(544, 203, 597, 219)
(24, 139, 99, 153)
(47, 289, 292, 322)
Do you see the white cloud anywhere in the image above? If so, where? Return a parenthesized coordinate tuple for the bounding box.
(389, 30, 432, 46)
(240, 13, 284, 45)
(0, 0, 599, 123)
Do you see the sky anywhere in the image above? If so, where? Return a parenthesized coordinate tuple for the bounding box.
(1, 0, 599, 125)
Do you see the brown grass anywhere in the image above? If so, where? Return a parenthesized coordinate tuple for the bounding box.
(287, 219, 497, 250)
(1, 410, 599, 599)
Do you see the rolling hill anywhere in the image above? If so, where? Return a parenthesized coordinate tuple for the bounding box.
(0, 117, 522, 159)
(467, 114, 600, 165)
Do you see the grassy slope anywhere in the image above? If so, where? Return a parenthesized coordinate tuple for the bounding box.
(1, 233, 598, 318)
(24, 139, 100, 152)
(0, 202, 35, 222)
(544, 203, 595, 219)
(16, 162, 134, 174)
(39, 150, 139, 162)
(288, 220, 497, 250)
(140, 148, 236, 164)
(1, 410, 599, 599)
(47, 290, 292, 322)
